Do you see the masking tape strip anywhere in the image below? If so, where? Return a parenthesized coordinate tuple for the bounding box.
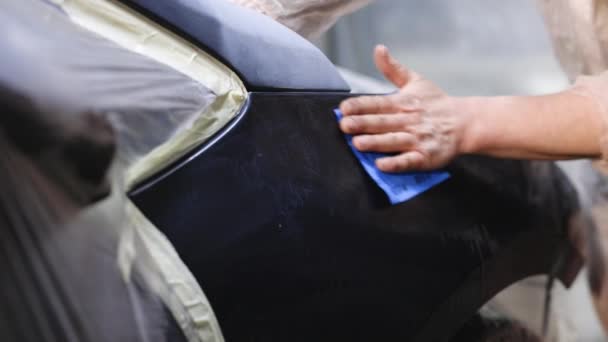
(125, 201, 225, 342)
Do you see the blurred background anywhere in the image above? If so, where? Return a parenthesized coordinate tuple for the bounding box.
(318, 1, 603, 340)
(318, 0, 568, 96)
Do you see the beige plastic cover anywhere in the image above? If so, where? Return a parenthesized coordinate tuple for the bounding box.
(226, 0, 372, 40)
(535, 0, 608, 80)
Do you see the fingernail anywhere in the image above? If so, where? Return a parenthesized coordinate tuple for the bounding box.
(376, 158, 388, 169)
(340, 102, 350, 114)
(353, 137, 367, 150)
(341, 117, 351, 130)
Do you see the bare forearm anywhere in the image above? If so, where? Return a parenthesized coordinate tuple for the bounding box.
(459, 90, 604, 160)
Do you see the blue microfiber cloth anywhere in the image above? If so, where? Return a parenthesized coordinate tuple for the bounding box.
(334, 109, 450, 204)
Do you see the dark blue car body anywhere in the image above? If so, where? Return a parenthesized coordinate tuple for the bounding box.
(126, 1, 583, 341)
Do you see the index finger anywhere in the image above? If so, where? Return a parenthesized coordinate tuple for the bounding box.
(339, 94, 400, 116)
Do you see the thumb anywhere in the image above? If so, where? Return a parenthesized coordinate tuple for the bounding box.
(374, 45, 416, 88)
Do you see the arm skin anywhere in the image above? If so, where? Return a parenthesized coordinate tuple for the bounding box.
(460, 91, 603, 160)
(338, 45, 606, 173)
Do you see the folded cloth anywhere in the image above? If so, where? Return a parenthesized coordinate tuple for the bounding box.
(334, 109, 450, 204)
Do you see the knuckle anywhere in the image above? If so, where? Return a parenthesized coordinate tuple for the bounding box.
(361, 96, 375, 104)
(366, 136, 378, 148)
(395, 115, 411, 131)
(349, 98, 362, 109)
(397, 133, 413, 146)
(417, 131, 430, 140)
(389, 133, 401, 145)
(410, 96, 422, 107)
(397, 96, 421, 111)
(356, 115, 369, 126)
(396, 105, 410, 112)
(415, 124, 432, 138)
(376, 115, 388, 127)
(371, 97, 386, 111)
(409, 112, 422, 123)
(406, 135, 417, 147)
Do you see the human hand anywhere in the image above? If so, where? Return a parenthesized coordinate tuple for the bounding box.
(339, 45, 471, 173)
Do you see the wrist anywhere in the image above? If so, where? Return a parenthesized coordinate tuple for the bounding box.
(451, 96, 486, 155)
(567, 83, 606, 157)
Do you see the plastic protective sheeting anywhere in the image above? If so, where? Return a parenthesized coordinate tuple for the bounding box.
(0, 0, 244, 340)
(535, 0, 608, 80)
(121, 201, 224, 342)
(227, 0, 373, 40)
(53, 0, 247, 188)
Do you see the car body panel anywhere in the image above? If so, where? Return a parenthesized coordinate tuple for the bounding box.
(132, 92, 582, 341)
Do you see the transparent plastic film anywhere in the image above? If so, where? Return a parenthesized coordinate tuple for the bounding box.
(53, 0, 247, 189)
